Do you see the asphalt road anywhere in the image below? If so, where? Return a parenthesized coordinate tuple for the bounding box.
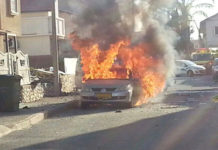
(0, 76, 218, 150)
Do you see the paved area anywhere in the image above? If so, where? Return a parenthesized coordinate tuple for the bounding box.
(0, 96, 79, 137)
(0, 96, 77, 126)
(168, 75, 218, 92)
(0, 76, 218, 150)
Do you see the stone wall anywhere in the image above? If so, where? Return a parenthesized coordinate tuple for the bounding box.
(21, 74, 76, 103)
(60, 75, 76, 94)
(21, 84, 44, 103)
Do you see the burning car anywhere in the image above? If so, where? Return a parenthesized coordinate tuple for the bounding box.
(80, 79, 140, 108)
(71, 32, 168, 108)
(76, 55, 141, 108)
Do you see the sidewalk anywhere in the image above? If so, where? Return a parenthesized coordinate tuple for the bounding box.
(0, 96, 80, 138)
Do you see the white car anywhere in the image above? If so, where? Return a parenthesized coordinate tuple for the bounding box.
(176, 60, 206, 77)
(212, 58, 218, 81)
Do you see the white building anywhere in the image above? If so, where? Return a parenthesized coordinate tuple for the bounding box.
(200, 13, 218, 48)
(19, 0, 65, 68)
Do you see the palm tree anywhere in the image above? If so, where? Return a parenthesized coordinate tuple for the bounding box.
(175, 0, 213, 28)
(168, 0, 214, 53)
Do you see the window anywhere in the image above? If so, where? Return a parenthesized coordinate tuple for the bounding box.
(10, 0, 19, 15)
(215, 26, 218, 35)
(20, 60, 26, 66)
(0, 60, 5, 66)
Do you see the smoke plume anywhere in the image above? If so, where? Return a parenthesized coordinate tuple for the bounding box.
(69, 0, 177, 104)
(72, 0, 176, 77)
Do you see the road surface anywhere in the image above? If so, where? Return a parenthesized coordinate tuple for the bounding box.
(0, 76, 218, 150)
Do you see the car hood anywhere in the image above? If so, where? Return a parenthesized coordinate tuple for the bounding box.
(192, 65, 205, 69)
(83, 79, 131, 88)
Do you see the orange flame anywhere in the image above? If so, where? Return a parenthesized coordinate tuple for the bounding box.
(70, 33, 166, 106)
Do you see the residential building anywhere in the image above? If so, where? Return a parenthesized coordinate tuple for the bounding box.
(200, 13, 218, 48)
(0, 0, 21, 52)
(19, 0, 65, 68)
(0, 0, 31, 85)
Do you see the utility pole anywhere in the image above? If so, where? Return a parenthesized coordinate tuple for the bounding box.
(51, 0, 60, 96)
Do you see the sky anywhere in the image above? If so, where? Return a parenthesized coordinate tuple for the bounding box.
(134, 0, 218, 39)
(191, 0, 218, 40)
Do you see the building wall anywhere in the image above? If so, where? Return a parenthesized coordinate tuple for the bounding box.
(21, 12, 52, 36)
(21, 12, 65, 37)
(205, 15, 218, 47)
(58, 11, 78, 59)
(19, 35, 51, 56)
(19, 35, 53, 68)
(0, 36, 4, 51)
(21, 11, 52, 18)
(0, 0, 21, 35)
(19, 11, 65, 56)
(59, 11, 75, 35)
(19, 10, 65, 68)
(29, 55, 52, 68)
(0, 0, 21, 52)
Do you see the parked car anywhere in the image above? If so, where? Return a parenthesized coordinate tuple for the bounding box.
(80, 79, 141, 108)
(76, 55, 141, 108)
(212, 58, 218, 81)
(175, 60, 206, 77)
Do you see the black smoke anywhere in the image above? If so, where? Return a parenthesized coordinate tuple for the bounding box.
(70, 0, 176, 77)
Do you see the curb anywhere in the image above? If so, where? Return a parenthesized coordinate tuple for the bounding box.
(0, 100, 80, 138)
(0, 125, 12, 138)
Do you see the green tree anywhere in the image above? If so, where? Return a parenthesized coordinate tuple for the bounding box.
(168, 0, 214, 55)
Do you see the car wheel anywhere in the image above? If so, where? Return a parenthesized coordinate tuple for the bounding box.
(126, 101, 134, 108)
(187, 70, 194, 77)
(117, 101, 134, 109)
(80, 102, 89, 109)
(123, 99, 136, 108)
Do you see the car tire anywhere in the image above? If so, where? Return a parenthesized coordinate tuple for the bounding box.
(117, 101, 134, 109)
(126, 101, 134, 108)
(80, 102, 89, 109)
(187, 70, 194, 77)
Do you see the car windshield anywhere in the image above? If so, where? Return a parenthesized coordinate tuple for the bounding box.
(192, 54, 212, 61)
(183, 60, 197, 66)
